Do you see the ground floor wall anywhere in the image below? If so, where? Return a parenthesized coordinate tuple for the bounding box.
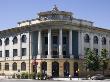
(0, 59, 110, 77)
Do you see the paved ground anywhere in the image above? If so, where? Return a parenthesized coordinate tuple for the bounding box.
(0, 79, 110, 82)
(0, 76, 110, 82)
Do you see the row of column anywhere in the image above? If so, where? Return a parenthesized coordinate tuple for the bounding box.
(37, 29, 73, 58)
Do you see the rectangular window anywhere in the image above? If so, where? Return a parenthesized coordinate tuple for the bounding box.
(0, 51, 2, 57)
(45, 51, 48, 55)
(13, 49, 18, 57)
(5, 63, 9, 71)
(0, 63, 1, 70)
(22, 48, 26, 56)
(52, 51, 58, 58)
(5, 50, 9, 57)
(53, 36, 58, 44)
(45, 37, 48, 44)
(94, 48, 98, 55)
(63, 36, 67, 44)
(63, 51, 66, 55)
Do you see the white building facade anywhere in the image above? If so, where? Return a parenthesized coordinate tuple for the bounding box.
(0, 6, 110, 77)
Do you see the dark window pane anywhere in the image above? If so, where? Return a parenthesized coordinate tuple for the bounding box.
(93, 36, 98, 44)
(53, 36, 58, 44)
(0, 39, 2, 46)
(5, 63, 9, 70)
(12, 62, 17, 71)
(94, 48, 98, 55)
(45, 37, 48, 44)
(84, 34, 90, 43)
(0, 51, 2, 57)
(5, 50, 9, 57)
(21, 35, 26, 43)
(13, 36, 18, 44)
(63, 37, 66, 44)
(22, 48, 26, 56)
(13, 49, 18, 57)
(21, 62, 26, 71)
(5, 38, 9, 45)
(0, 63, 1, 70)
(45, 51, 48, 55)
(102, 37, 106, 45)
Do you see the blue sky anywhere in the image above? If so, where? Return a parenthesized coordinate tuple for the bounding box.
(0, 0, 110, 30)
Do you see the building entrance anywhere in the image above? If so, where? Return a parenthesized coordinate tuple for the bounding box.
(74, 62, 78, 77)
(52, 61, 59, 77)
(41, 62, 47, 76)
(64, 61, 70, 77)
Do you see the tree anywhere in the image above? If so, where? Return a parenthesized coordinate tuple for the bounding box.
(100, 48, 109, 75)
(84, 48, 100, 73)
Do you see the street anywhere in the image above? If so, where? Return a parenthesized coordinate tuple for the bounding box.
(0, 79, 110, 82)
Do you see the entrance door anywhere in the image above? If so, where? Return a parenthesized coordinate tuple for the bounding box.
(41, 62, 47, 75)
(52, 61, 59, 77)
(74, 62, 78, 77)
(64, 62, 70, 77)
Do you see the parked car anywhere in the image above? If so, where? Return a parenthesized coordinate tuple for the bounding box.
(91, 74, 104, 80)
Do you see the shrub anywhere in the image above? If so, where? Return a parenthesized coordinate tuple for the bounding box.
(37, 72, 43, 80)
(21, 72, 28, 79)
(16, 74, 20, 79)
(12, 73, 16, 78)
(29, 73, 35, 79)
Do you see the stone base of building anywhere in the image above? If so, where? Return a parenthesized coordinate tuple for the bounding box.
(0, 59, 110, 77)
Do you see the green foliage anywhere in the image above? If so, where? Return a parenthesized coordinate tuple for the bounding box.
(100, 49, 109, 75)
(84, 48, 100, 71)
(29, 73, 35, 79)
(84, 48, 109, 75)
(16, 74, 20, 79)
(21, 72, 28, 79)
(37, 72, 43, 80)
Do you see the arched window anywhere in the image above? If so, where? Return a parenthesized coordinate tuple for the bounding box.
(13, 36, 18, 44)
(0, 63, 1, 70)
(74, 62, 78, 77)
(102, 37, 106, 45)
(64, 61, 70, 77)
(5, 38, 9, 45)
(0, 39, 2, 46)
(52, 61, 59, 77)
(84, 34, 90, 43)
(21, 62, 26, 71)
(12, 62, 17, 71)
(41, 62, 47, 75)
(93, 36, 98, 44)
(5, 63, 9, 70)
(21, 35, 26, 43)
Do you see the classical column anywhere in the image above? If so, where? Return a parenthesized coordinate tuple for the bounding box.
(47, 29, 51, 58)
(69, 29, 73, 58)
(37, 30, 42, 59)
(59, 29, 63, 58)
